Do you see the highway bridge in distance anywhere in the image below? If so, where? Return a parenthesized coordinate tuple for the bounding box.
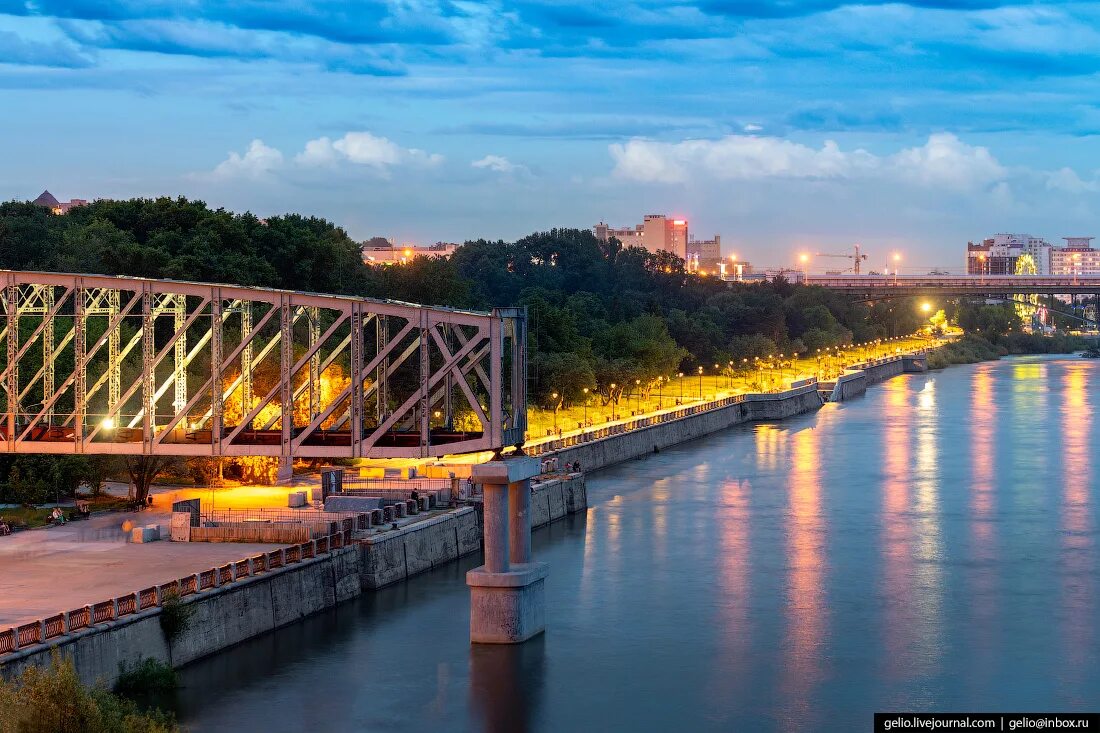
(805, 274, 1100, 301)
(0, 270, 527, 463)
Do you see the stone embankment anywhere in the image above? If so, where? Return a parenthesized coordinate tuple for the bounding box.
(1, 352, 928, 684)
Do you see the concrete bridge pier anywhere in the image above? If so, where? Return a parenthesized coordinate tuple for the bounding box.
(467, 457, 548, 644)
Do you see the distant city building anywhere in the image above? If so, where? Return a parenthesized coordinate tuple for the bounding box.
(1052, 237, 1100, 276)
(967, 233, 1100, 277)
(361, 238, 461, 265)
(966, 233, 1053, 275)
(687, 235, 721, 273)
(31, 190, 88, 215)
(718, 259, 753, 281)
(594, 214, 689, 259)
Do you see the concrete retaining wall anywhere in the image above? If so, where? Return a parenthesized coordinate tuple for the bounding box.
(546, 384, 824, 473)
(358, 507, 481, 590)
(829, 371, 868, 401)
(0, 546, 361, 686)
(531, 474, 586, 529)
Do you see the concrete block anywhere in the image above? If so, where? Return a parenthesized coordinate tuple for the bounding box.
(406, 499, 418, 515)
(393, 502, 407, 518)
(288, 491, 308, 508)
(131, 526, 159, 543)
(325, 495, 382, 513)
(418, 496, 430, 512)
(467, 562, 549, 644)
(471, 458, 540, 485)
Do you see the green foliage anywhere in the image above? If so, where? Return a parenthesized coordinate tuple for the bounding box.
(158, 589, 196, 645)
(114, 659, 178, 697)
(0, 653, 178, 733)
(954, 302, 1022, 337)
(926, 335, 1003, 369)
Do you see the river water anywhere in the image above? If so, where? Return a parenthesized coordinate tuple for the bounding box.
(174, 356, 1100, 732)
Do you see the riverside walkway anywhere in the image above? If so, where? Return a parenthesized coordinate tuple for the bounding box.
(0, 511, 281, 628)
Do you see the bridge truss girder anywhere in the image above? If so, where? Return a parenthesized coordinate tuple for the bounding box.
(0, 271, 526, 459)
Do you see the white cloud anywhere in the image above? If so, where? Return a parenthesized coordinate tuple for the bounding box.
(609, 135, 876, 183)
(295, 136, 340, 167)
(211, 139, 283, 180)
(207, 132, 444, 179)
(609, 132, 1007, 191)
(471, 154, 526, 175)
(743, 123, 763, 132)
(1046, 166, 1100, 194)
(296, 132, 443, 174)
(888, 133, 1005, 190)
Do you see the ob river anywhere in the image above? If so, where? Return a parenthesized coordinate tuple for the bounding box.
(174, 356, 1100, 732)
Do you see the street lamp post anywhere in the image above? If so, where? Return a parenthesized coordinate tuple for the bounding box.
(609, 383, 616, 421)
(678, 372, 684, 403)
(551, 392, 559, 431)
(635, 379, 641, 413)
(582, 387, 589, 427)
(697, 366, 703, 400)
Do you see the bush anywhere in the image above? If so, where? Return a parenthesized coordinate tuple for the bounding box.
(0, 654, 178, 733)
(158, 589, 196, 645)
(114, 659, 178, 697)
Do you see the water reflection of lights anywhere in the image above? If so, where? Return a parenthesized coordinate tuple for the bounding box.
(881, 379, 917, 677)
(912, 377, 944, 670)
(1060, 364, 1092, 681)
(780, 425, 824, 731)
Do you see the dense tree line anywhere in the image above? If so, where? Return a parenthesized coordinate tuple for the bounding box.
(0, 196, 924, 500)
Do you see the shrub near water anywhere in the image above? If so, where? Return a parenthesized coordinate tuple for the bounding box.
(0, 655, 178, 733)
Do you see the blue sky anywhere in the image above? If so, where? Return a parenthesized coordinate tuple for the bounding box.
(3, 0, 1100, 270)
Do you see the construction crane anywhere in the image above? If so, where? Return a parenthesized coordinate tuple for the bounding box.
(813, 244, 869, 274)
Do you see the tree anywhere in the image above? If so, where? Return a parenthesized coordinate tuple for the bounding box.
(125, 456, 182, 506)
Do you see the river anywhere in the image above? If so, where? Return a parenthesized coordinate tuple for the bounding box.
(173, 356, 1100, 732)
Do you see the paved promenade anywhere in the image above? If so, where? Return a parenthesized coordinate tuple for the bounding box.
(0, 511, 280, 628)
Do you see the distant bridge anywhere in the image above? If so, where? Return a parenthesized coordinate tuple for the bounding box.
(0, 271, 526, 460)
(806, 274, 1100, 300)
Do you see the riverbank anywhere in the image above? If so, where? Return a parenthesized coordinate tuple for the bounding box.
(926, 332, 1088, 369)
(0, 346, 963, 687)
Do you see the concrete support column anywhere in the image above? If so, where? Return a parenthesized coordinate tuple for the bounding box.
(482, 482, 510, 573)
(467, 457, 548, 645)
(508, 480, 531, 565)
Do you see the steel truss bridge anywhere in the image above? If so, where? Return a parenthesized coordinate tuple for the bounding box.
(0, 271, 526, 459)
(805, 274, 1100, 301)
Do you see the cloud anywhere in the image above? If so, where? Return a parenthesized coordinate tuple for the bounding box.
(609, 131, 1007, 190)
(296, 132, 443, 173)
(1046, 167, 1100, 194)
(471, 154, 527, 175)
(0, 30, 92, 67)
(889, 132, 1005, 189)
(609, 134, 877, 183)
(211, 139, 283, 180)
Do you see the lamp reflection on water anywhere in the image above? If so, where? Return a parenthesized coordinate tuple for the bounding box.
(779, 424, 825, 731)
(1060, 365, 1093, 686)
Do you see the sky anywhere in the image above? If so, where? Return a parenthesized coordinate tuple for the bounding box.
(3, 1, 1100, 271)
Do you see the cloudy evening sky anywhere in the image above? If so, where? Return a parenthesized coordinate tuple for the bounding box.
(3, 0, 1100, 270)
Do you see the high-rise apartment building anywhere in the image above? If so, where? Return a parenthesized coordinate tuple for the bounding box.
(966, 233, 1053, 275)
(1051, 237, 1100, 276)
(594, 215, 689, 259)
